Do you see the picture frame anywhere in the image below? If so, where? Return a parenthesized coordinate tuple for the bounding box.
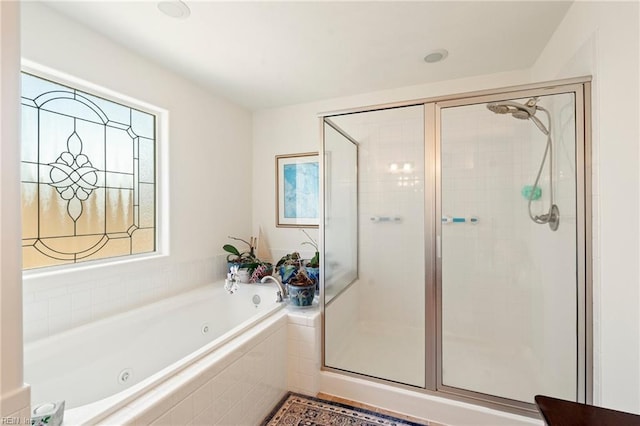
(276, 152, 319, 228)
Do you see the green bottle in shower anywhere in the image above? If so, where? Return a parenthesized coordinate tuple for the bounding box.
(521, 185, 542, 200)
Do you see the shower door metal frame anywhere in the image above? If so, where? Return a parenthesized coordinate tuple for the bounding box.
(321, 117, 360, 307)
(432, 81, 591, 415)
(319, 76, 592, 419)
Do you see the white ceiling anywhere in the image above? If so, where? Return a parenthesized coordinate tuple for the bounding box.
(42, 1, 573, 110)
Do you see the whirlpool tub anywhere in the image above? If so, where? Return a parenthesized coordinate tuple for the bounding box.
(24, 281, 288, 425)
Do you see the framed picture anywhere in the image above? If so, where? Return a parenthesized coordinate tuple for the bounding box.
(276, 152, 319, 228)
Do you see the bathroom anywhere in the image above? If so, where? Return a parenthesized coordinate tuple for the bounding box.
(1, 1, 639, 425)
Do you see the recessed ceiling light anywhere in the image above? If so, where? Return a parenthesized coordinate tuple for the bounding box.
(424, 49, 449, 64)
(157, 1, 191, 19)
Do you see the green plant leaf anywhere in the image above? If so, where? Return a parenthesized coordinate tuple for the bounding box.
(308, 251, 320, 267)
(223, 244, 240, 256)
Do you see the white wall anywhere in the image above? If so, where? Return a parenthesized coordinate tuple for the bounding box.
(532, 1, 640, 412)
(0, 1, 31, 420)
(252, 70, 530, 258)
(20, 2, 253, 341)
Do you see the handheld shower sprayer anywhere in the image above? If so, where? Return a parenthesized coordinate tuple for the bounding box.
(486, 97, 559, 231)
(486, 100, 537, 118)
(487, 98, 549, 134)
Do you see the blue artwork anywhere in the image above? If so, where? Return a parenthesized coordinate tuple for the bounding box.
(283, 162, 319, 219)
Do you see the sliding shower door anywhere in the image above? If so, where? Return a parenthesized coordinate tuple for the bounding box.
(437, 87, 587, 406)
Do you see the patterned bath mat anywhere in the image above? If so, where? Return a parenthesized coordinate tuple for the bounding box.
(261, 392, 426, 426)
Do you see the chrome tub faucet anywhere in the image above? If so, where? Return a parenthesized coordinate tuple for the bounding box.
(260, 275, 288, 303)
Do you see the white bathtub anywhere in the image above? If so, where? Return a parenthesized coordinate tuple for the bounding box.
(24, 281, 287, 425)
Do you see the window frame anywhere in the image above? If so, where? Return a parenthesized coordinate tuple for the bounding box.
(20, 60, 169, 277)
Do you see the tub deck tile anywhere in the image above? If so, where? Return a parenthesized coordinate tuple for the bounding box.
(192, 382, 212, 418)
(98, 405, 136, 426)
(170, 395, 194, 425)
(192, 406, 213, 426)
(148, 409, 172, 426)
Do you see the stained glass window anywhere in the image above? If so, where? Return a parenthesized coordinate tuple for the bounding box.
(21, 72, 157, 269)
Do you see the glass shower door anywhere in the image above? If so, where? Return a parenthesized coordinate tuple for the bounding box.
(324, 105, 426, 388)
(438, 90, 583, 405)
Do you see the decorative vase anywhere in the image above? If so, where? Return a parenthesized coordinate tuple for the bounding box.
(305, 267, 320, 294)
(287, 282, 316, 307)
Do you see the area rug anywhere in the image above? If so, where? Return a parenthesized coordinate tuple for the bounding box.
(261, 392, 426, 426)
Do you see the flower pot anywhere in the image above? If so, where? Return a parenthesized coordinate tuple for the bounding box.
(287, 283, 315, 307)
(305, 267, 320, 294)
(236, 269, 251, 283)
(227, 262, 251, 283)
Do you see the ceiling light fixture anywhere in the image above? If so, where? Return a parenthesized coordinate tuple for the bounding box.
(423, 49, 449, 64)
(157, 1, 191, 19)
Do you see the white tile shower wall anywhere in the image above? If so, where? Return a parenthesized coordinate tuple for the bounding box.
(99, 313, 288, 426)
(439, 97, 578, 401)
(335, 106, 426, 330)
(287, 308, 322, 396)
(22, 254, 228, 343)
(441, 103, 535, 346)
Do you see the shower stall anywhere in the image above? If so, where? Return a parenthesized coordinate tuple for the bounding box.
(320, 78, 591, 416)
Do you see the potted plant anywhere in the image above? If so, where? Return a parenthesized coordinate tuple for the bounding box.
(300, 229, 319, 292)
(275, 251, 302, 285)
(274, 230, 320, 306)
(287, 267, 316, 307)
(223, 236, 272, 283)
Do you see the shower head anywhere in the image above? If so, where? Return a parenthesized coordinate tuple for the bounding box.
(486, 98, 549, 135)
(511, 110, 531, 120)
(486, 100, 537, 118)
(486, 103, 511, 114)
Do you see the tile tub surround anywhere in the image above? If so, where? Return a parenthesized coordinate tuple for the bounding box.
(98, 311, 288, 426)
(94, 305, 321, 425)
(287, 307, 322, 396)
(23, 255, 229, 343)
